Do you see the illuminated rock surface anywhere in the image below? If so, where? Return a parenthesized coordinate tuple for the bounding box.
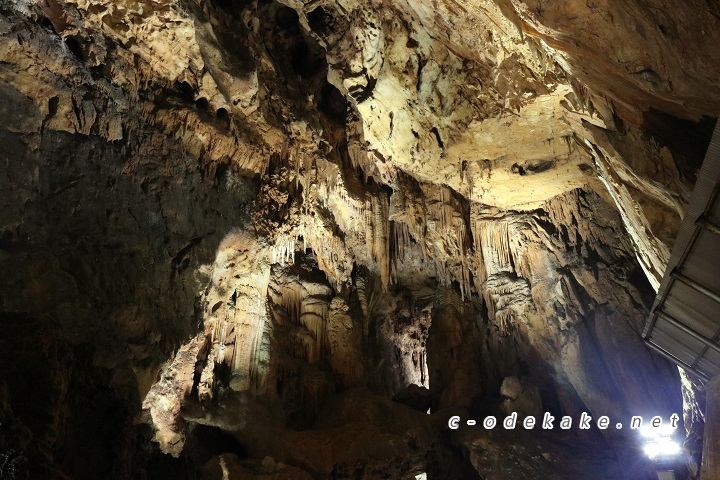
(0, 0, 716, 478)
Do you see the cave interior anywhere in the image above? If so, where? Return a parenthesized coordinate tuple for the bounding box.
(0, 0, 719, 479)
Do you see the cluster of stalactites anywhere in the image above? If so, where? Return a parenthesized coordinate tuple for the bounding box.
(276, 151, 367, 289)
(391, 220, 411, 269)
(271, 234, 296, 266)
(425, 185, 475, 300)
(274, 281, 330, 363)
(387, 179, 477, 297)
(197, 234, 273, 399)
(526, 37, 555, 77)
(209, 317, 235, 367)
(473, 219, 512, 272)
(471, 215, 534, 282)
(269, 218, 353, 291)
(276, 125, 553, 320)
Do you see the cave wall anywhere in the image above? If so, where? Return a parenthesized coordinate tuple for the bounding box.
(0, 0, 717, 479)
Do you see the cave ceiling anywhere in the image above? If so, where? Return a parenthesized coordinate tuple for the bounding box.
(0, 0, 718, 478)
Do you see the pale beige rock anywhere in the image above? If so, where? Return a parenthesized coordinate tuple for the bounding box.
(0, 0, 714, 477)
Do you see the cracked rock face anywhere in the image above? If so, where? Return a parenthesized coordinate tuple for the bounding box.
(0, 0, 717, 479)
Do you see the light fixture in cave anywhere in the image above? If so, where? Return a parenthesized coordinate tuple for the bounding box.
(644, 439, 681, 459)
(640, 425, 677, 439)
(640, 425, 682, 460)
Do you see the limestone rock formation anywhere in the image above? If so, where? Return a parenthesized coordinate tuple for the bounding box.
(0, 0, 717, 479)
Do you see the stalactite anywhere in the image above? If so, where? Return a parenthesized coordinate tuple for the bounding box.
(229, 307, 239, 375)
(395, 220, 409, 263)
(435, 259, 454, 288)
(570, 78, 588, 112)
(293, 144, 301, 188)
(484, 287, 496, 321)
(217, 322, 227, 364)
(495, 309, 515, 337)
(355, 273, 369, 321)
(271, 235, 297, 266)
(390, 220, 413, 279)
(300, 298, 329, 363)
(460, 257, 472, 301)
(304, 149, 312, 181)
(478, 220, 512, 270)
(365, 192, 390, 290)
(248, 321, 262, 389)
(279, 284, 302, 325)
